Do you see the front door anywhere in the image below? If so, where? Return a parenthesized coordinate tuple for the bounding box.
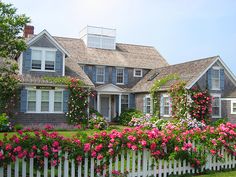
(100, 95, 111, 121)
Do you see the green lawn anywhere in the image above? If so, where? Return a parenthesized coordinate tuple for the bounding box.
(198, 170, 236, 177)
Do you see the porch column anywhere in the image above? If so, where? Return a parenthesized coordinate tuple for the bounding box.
(119, 94, 122, 116)
(97, 93, 100, 113)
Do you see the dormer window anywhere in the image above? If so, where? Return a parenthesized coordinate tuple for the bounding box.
(134, 69, 143, 77)
(212, 67, 220, 90)
(31, 47, 56, 71)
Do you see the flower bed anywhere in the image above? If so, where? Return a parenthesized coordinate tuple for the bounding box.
(0, 123, 235, 171)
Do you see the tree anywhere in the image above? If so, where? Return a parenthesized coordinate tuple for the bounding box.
(0, 1, 30, 59)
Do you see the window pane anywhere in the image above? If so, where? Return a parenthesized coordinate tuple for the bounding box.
(212, 70, 220, 78)
(32, 50, 42, 60)
(213, 97, 219, 107)
(212, 107, 219, 116)
(135, 69, 142, 76)
(41, 102, 49, 112)
(121, 95, 129, 111)
(45, 61, 55, 70)
(96, 67, 105, 82)
(54, 102, 62, 112)
(146, 106, 151, 113)
(164, 97, 170, 106)
(32, 60, 41, 70)
(54, 91, 62, 102)
(41, 91, 49, 101)
(97, 75, 104, 83)
(45, 51, 56, 61)
(164, 107, 169, 115)
(28, 90, 36, 101)
(28, 101, 36, 111)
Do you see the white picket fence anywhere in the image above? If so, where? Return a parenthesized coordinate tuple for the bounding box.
(0, 148, 236, 177)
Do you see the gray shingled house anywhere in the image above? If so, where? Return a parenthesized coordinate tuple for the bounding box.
(10, 25, 236, 125)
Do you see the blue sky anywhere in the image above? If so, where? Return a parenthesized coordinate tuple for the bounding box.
(5, 0, 236, 74)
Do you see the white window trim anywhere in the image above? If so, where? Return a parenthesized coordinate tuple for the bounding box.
(26, 88, 64, 113)
(116, 67, 124, 85)
(231, 100, 236, 114)
(211, 67, 221, 90)
(30, 47, 57, 72)
(162, 93, 171, 117)
(133, 69, 143, 77)
(144, 94, 152, 114)
(211, 93, 221, 118)
(96, 66, 105, 84)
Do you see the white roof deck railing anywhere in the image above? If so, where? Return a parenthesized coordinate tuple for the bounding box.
(79, 25, 116, 38)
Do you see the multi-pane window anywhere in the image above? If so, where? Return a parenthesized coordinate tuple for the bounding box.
(27, 90, 63, 113)
(54, 91, 63, 112)
(231, 101, 236, 114)
(96, 66, 105, 83)
(121, 95, 129, 111)
(163, 96, 171, 115)
(116, 68, 124, 84)
(27, 90, 36, 111)
(212, 95, 221, 117)
(31, 47, 56, 71)
(134, 69, 143, 77)
(41, 91, 49, 112)
(31, 50, 42, 70)
(45, 51, 55, 70)
(212, 69, 220, 89)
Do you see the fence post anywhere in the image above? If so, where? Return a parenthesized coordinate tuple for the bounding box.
(64, 152, 69, 177)
(143, 149, 147, 177)
(44, 157, 48, 177)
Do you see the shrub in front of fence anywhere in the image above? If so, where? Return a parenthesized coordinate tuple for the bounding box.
(0, 122, 235, 173)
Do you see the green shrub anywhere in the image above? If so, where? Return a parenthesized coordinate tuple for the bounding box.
(0, 113, 13, 132)
(89, 108, 102, 117)
(14, 123, 23, 131)
(119, 109, 143, 125)
(88, 114, 109, 130)
(210, 118, 228, 127)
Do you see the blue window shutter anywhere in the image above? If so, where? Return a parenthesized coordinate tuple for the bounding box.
(20, 88, 27, 112)
(84, 65, 89, 74)
(112, 67, 116, 84)
(63, 90, 69, 112)
(105, 66, 109, 83)
(143, 96, 146, 114)
(207, 69, 212, 90)
(220, 69, 225, 90)
(129, 93, 135, 109)
(55, 50, 63, 75)
(23, 49, 31, 73)
(92, 66, 96, 83)
(124, 68, 128, 85)
(160, 95, 164, 116)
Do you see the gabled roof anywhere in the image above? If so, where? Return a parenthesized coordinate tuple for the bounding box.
(96, 84, 126, 93)
(132, 56, 219, 93)
(55, 36, 169, 69)
(27, 30, 70, 57)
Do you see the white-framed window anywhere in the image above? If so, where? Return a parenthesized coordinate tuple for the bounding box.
(143, 95, 152, 114)
(31, 47, 56, 71)
(212, 67, 220, 90)
(211, 94, 221, 118)
(134, 69, 143, 77)
(121, 95, 129, 111)
(54, 91, 63, 112)
(27, 90, 36, 112)
(27, 89, 63, 113)
(231, 100, 236, 114)
(96, 66, 105, 83)
(116, 68, 124, 84)
(162, 94, 171, 116)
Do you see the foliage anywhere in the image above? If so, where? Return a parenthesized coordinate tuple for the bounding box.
(189, 86, 212, 123)
(119, 109, 143, 125)
(88, 114, 109, 130)
(210, 118, 227, 127)
(0, 123, 236, 172)
(0, 1, 30, 59)
(0, 59, 19, 117)
(150, 74, 179, 115)
(14, 124, 23, 131)
(66, 78, 95, 124)
(173, 117, 206, 130)
(89, 107, 102, 117)
(0, 113, 13, 132)
(169, 81, 189, 119)
(43, 76, 72, 85)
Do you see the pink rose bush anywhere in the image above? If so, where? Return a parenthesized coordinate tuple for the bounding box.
(0, 123, 236, 172)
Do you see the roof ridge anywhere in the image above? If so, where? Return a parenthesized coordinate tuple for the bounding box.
(154, 56, 219, 70)
(116, 42, 155, 48)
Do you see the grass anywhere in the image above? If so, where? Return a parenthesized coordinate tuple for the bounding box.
(0, 125, 126, 140)
(198, 170, 236, 177)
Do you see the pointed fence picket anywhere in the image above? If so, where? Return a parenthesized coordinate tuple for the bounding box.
(0, 146, 236, 177)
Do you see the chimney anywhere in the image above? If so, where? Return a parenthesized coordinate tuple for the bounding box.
(23, 25, 34, 38)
